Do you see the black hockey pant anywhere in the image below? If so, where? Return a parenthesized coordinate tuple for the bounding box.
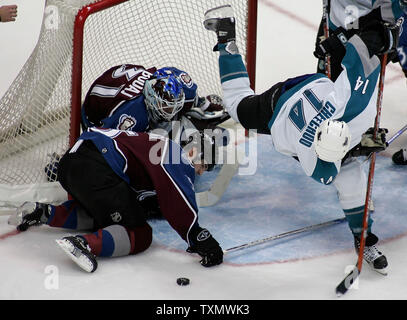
(57, 140, 148, 230)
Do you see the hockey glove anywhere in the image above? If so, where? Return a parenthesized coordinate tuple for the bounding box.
(187, 225, 223, 267)
(10, 202, 50, 232)
(313, 27, 350, 61)
(359, 20, 401, 57)
(197, 94, 225, 112)
(347, 127, 388, 157)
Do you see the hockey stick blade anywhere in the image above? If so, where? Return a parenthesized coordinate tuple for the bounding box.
(335, 265, 359, 297)
(196, 146, 244, 207)
(196, 161, 240, 207)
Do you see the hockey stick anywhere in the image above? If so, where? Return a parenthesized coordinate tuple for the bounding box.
(361, 123, 407, 165)
(196, 146, 244, 207)
(322, 0, 331, 78)
(224, 217, 346, 254)
(335, 53, 388, 297)
(386, 123, 407, 145)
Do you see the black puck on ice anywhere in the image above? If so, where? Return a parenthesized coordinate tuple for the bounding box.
(176, 277, 190, 286)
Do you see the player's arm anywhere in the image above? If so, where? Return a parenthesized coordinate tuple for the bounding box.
(296, 148, 340, 185)
(319, 22, 399, 139)
(151, 138, 223, 267)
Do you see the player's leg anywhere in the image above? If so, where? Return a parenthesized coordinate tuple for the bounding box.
(333, 158, 388, 274)
(204, 5, 253, 123)
(204, 5, 284, 134)
(57, 139, 148, 229)
(8, 199, 95, 231)
(55, 140, 153, 272)
(56, 223, 152, 273)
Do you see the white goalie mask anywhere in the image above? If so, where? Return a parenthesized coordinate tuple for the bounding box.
(314, 119, 351, 162)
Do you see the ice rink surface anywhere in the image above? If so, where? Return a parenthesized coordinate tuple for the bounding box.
(1, 0, 407, 306)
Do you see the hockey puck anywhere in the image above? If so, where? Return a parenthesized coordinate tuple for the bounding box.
(176, 277, 190, 286)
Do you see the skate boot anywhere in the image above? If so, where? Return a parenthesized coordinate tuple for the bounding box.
(8, 202, 50, 231)
(56, 236, 97, 273)
(392, 148, 407, 165)
(354, 232, 388, 275)
(203, 4, 238, 54)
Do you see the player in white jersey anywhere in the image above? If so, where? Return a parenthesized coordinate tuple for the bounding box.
(314, 0, 406, 81)
(203, 5, 401, 274)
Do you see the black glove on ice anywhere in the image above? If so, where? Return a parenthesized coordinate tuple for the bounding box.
(187, 225, 223, 267)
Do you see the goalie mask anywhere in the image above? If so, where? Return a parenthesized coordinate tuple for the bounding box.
(144, 74, 185, 122)
(314, 119, 351, 162)
(182, 130, 221, 171)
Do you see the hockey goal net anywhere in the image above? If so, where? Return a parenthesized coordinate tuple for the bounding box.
(0, 0, 257, 211)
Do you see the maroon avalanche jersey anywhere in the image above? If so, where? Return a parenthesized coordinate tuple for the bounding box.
(82, 64, 157, 126)
(80, 128, 198, 244)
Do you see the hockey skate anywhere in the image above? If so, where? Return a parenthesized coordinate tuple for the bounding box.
(203, 4, 238, 53)
(354, 232, 388, 275)
(392, 148, 407, 165)
(8, 202, 49, 231)
(56, 236, 98, 273)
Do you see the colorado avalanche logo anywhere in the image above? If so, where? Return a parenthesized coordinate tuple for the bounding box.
(179, 72, 193, 88)
(118, 114, 137, 130)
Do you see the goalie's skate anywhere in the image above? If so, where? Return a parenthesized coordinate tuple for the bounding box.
(8, 202, 49, 231)
(56, 236, 98, 273)
(204, 5, 238, 53)
(354, 233, 388, 275)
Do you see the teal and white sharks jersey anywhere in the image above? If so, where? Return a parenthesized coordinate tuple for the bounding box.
(219, 35, 381, 185)
(269, 36, 380, 184)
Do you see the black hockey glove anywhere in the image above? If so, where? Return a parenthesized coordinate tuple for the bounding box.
(359, 19, 401, 57)
(15, 203, 49, 232)
(347, 7, 382, 30)
(187, 225, 223, 267)
(347, 127, 388, 158)
(313, 27, 350, 61)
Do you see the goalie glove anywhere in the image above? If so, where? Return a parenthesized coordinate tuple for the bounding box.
(197, 94, 225, 112)
(185, 95, 230, 129)
(347, 127, 388, 158)
(187, 225, 223, 267)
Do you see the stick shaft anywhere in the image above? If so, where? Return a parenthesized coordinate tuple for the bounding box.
(336, 54, 388, 296)
(224, 217, 346, 254)
(387, 124, 407, 145)
(322, 0, 331, 78)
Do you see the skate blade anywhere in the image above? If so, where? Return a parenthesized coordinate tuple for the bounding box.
(55, 239, 96, 273)
(370, 264, 388, 276)
(204, 4, 233, 20)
